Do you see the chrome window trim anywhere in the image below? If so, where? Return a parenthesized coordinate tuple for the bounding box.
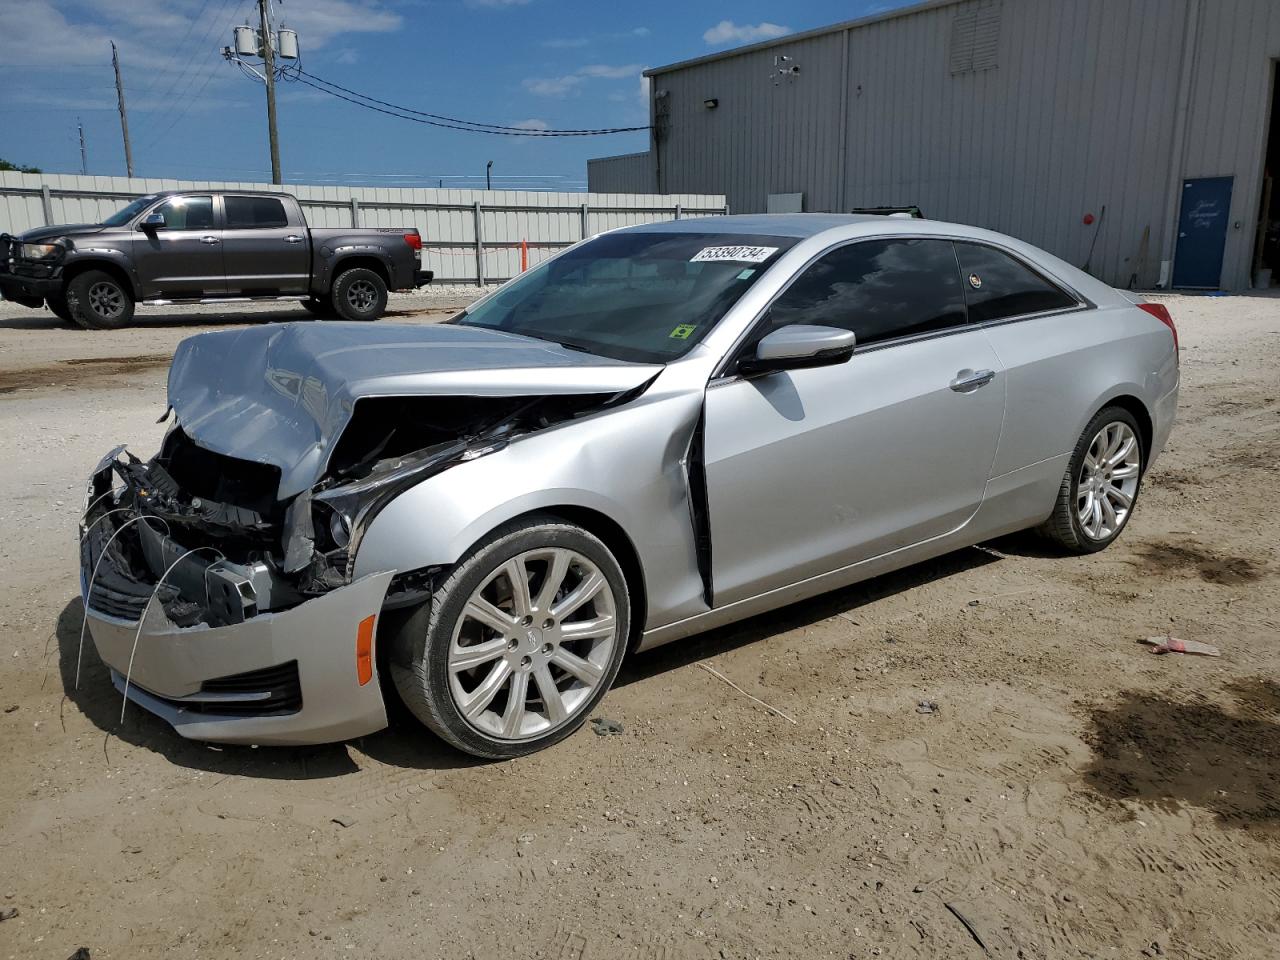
(710, 232, 1091, 382)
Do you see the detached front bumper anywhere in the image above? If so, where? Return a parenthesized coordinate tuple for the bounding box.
(79, 458, 396, 746)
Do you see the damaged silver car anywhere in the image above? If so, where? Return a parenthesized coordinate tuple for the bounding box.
(79, 215, 1179, 757)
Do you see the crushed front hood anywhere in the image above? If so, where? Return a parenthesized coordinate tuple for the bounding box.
(167, 322, 661, 498)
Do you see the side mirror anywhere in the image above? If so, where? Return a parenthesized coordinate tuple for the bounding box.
(141, 212, 165, 230)
(739, 324, 856, 374)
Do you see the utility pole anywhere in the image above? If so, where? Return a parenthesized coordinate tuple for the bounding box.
(259, 0, 282, 184)
(78, 119, 88, 175)
(486, 160, 493, 190)
(111, 42, 134, 177)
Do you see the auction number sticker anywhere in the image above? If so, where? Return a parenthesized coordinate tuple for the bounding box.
(690, 245, 779, 264)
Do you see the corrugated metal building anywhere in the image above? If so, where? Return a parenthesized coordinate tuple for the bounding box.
(590, 0, 1280, 290)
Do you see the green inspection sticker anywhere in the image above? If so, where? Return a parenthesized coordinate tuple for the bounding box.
(669, 324, 697, 340)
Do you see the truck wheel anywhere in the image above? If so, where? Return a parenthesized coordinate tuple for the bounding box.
(65, 270, 135, 330)
(331, 268, 387, 321)
(46, 295, 74, 325)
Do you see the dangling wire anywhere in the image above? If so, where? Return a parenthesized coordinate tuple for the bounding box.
(120, 546, 225, 723)
(77, 515, 171, 689)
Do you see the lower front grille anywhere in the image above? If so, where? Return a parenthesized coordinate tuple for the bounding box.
(196, 660, 303, 716)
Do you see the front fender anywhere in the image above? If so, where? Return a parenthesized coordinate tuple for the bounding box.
(352, 385, 710, 631)
(63, 249, 141, 296)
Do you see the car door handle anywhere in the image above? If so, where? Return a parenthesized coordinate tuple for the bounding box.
(200, 236, 220, 245)
(284, 235, 304, 243)
(950, 368, 995, 392)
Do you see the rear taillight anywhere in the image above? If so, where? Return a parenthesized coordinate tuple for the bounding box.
(1138, 302, 1178, 358)
(403, 232, 422, 251)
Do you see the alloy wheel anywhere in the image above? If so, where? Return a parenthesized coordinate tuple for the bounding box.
(88, 281, 125, 320)
(1077, 421, 1141, 540)
(448, 547, 619, 740)
(346, 279, 377, 313)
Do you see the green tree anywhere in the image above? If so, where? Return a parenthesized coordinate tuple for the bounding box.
(0, 158, 42, 174)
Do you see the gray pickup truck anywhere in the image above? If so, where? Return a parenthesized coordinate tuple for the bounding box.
(0, 190, 431, 329)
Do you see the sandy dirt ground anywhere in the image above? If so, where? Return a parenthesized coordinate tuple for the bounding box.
(0, 292, 1277, 960)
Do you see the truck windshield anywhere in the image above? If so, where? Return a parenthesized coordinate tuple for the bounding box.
(101, 196, 158, 227)
(453, 231, 796, 363)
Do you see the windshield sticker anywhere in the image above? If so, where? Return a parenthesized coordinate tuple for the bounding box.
(690, 245, 779, 264)
(669, 324, 697, 340)
(736, 268, 756, 280)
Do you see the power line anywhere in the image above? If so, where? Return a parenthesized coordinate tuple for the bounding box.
(292, 69, 649, 136)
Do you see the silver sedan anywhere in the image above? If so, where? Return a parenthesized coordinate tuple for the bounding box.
(78, 214, 1179, 756)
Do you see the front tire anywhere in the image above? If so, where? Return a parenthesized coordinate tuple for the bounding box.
(65, 270, 135, 330)
(331, 267, 388, 321)
(1038, 406, 1144, 553)
(391, 516, 630, 759)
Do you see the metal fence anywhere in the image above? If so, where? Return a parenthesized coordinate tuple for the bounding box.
(0, 171, 728, 287)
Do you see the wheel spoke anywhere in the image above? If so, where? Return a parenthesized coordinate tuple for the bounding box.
(534, 550, 571, 614)
(550, 647, 605, 685)
(503, 558, 533, 619)
(458, 660, 512, 719)
(449, 637, 507, 671)
(559, 614, 616, 641)
(552, 569, 605, 619)
(501, 670, 530, 737)
(1110, 464, 1140, 480)
(1099, 494, 1118, 531)
(1106, 484, 1133, 510)
(533, 664, 568, 724)
(1107, 437, 1136, 467)
(464, 597, 517, 636)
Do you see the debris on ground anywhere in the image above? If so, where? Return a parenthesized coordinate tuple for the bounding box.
(331, 815, 357, 828)
(916, 700, 941, 715)
(590, 717, 624, 736)
(943, 901, 989, 953)
(1142, 636, 1221, 657)
(3, 705, 17, 713)
(66, 950, 91, 960)
(0, 907, 18, 921)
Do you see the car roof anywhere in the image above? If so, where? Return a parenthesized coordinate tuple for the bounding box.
(622, 213, 889, 239)
(148, 189, 289, 198)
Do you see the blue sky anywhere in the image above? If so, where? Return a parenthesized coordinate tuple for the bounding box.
(0, 0, 907, 190)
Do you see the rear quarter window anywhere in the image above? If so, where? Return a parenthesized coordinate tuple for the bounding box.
(954, 242, 1078, 323)
(225, 196, 290, 229)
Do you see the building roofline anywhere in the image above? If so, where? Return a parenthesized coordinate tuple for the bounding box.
(644, 0, 967, 77)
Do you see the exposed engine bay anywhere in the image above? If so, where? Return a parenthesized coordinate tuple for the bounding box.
(81, 390, 631, 632)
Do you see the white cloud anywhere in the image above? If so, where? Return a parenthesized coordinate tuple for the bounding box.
(466, 0, 531, 7)
(513, 119, 550, 131)
(542, 37, 591, 49)
(524, 63, 643, 97)
(523, 75, 582, 97)
(335, 48, 360, 64)
(279, 0, 402, 47)
(702, 20, 791, 46)
(578, 63, 643, 79)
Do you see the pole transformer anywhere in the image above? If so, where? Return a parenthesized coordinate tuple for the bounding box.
(111, 42, 134, 177)
(259, 0, 282, 184)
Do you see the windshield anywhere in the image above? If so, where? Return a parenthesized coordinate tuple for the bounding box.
(453, 231, 797, 363)
(101, 196, 158, 227)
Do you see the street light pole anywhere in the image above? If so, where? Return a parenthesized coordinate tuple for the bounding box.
(258, 0, 282, 184)
(486, 160, 493, 191)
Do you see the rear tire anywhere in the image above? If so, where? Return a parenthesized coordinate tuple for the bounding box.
(331, 267, 387, 321)
(391, 516, 630, 759)
(1038, 406, 1145, 553)
(65, 270, 135, 330)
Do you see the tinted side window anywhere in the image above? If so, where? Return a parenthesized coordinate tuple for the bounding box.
(954, 242, 1078, 322)
(157, 196, 213, 230)
(224, 196, 289, 229)
(767, 238, 966, 346)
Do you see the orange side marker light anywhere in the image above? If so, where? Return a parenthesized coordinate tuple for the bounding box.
(356, 614, 376, 685)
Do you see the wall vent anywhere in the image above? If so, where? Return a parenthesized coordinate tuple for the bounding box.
(950, 0, 1001, 75)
